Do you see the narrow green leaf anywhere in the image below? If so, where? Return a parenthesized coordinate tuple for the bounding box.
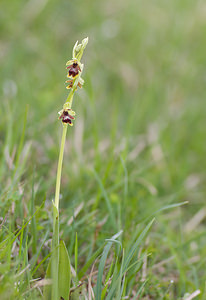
(116, 250, 125, 299)
(43, 256, 52, 300)
(155, 201, 188, 213)
(144, 201, 188, 222)
(101, 260, 114, 300)
(106, 219, 154, 300)
(58, 240, 71, 300)
(123, 218, 155, 273)
(44, 241, 71, 300)
(92, 169, 117, 229)
(96, 231, 123, 300)
(31, 167, 37, 255)
(75, 232, 78, 280)
(14, 105, 28, 169)
(133, 280, 148, 299)
(78, 245, 104, 279)
(32, 249, 51, 276)
(0, 198, 45, 260)
(96, 242, 112, 300)
(17, 220, 24, 272)
(31, 230, 50, 275)
(106, 256, 119, 299)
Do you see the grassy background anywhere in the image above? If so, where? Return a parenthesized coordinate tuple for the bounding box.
(0, 0, 206, 299)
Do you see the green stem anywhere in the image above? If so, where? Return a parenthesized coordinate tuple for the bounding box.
(55, 124, 68, 210)
(52, 124, 68, 300)
(52, 203, 59, 300)
(65, 89, 75, 107)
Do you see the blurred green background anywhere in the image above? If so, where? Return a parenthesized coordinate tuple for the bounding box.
(1, 0, 206, 298)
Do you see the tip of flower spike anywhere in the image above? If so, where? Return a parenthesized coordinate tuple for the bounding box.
(82, 37, 89, 47)
(72, 37, 89, 60)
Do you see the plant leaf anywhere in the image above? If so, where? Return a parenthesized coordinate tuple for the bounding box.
(44, 241, 71, 300)
(43, 257, 51, 300)
(58, 240, 71, 300)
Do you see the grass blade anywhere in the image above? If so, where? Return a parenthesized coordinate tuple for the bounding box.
(106, 219, 154, 300)
(78, 245, 104, 279)
(123, 219, 155, 273)
(75, 232, 78, 281)
(92, 169, 117, 230)
(96, 230, 123, 300)
(133, 280, 148, 299)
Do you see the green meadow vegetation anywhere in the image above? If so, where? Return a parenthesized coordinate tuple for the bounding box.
(0, 0, 206, 299)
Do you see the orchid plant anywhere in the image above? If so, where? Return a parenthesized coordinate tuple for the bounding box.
(44, 37, 88, 300)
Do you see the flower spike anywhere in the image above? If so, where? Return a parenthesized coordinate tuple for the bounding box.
(59, 37, 88, 124)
